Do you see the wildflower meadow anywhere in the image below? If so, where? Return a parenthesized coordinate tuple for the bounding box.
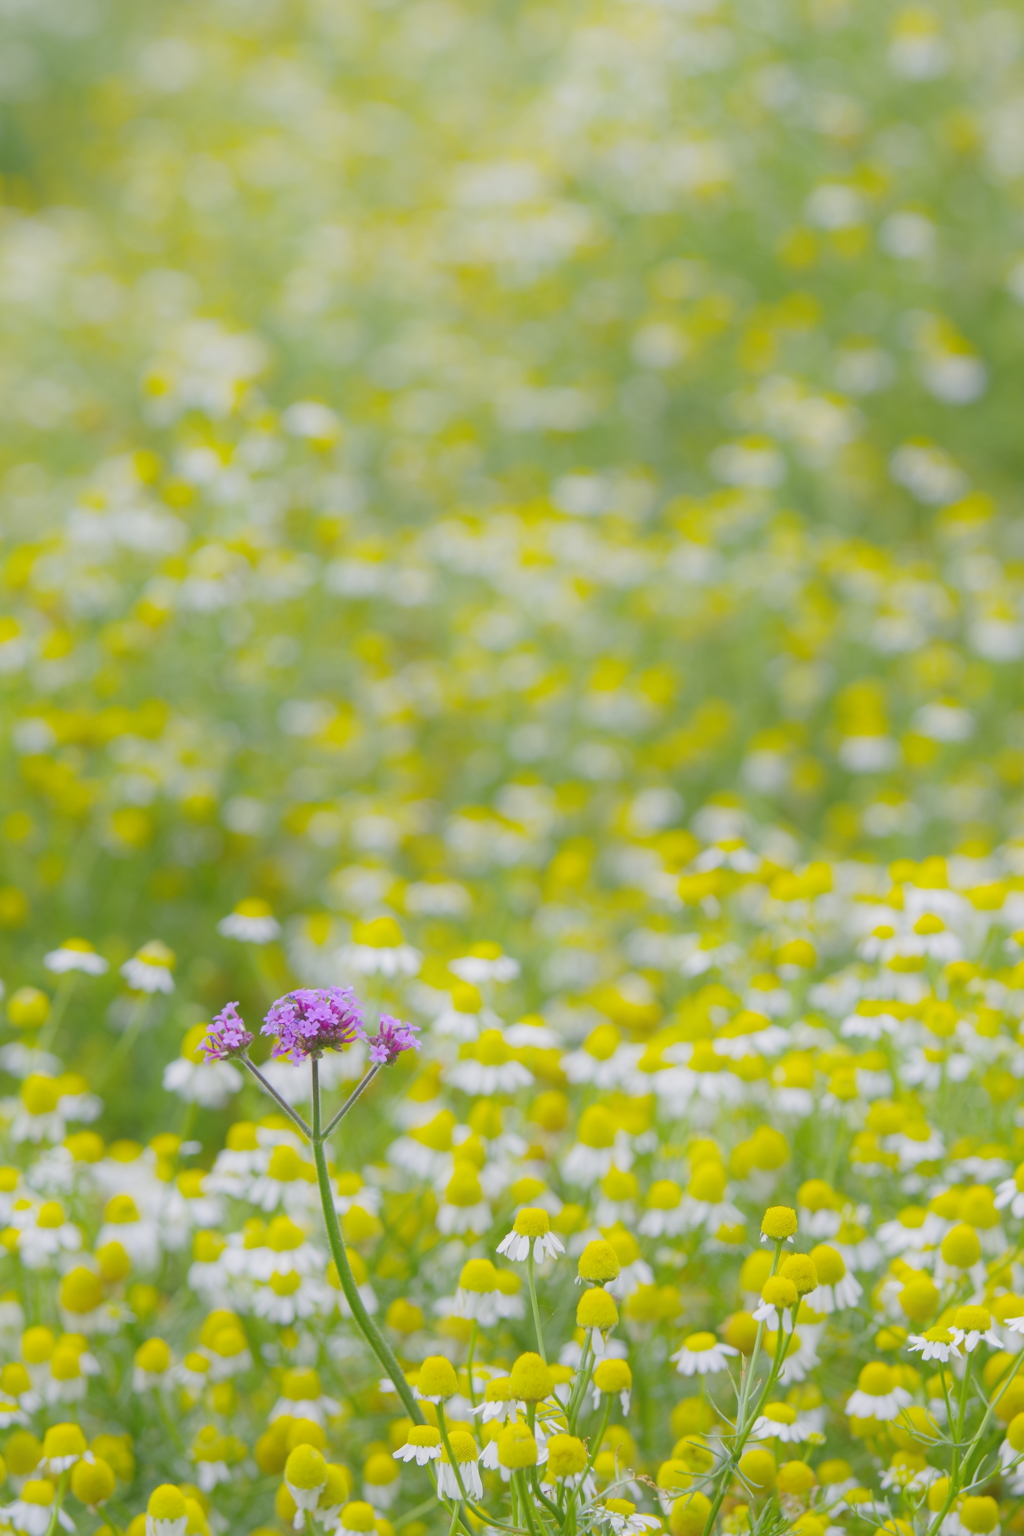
(2, 2, 1024, 1536)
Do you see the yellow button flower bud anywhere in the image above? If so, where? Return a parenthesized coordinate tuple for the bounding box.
(577, 1240, 620, 1284)
(9, 989, 50, 1030)
(497, 1423, 537, 1469)
(778, 1255, 817, 1294)
(940, 1224, 981, 1269)
(512, 1208, 550, 1238)
(808, 1245, 845, 1284)
(657, 1459, 692, 1494)
(960, 1498, 999, 1534)
(508, 1352, 554, 1403)
(577, 1288, 619, 1330)
(593, 1359, 632, 1396)
(135, 1339, 172, 1375)
(340, 1503, 377, 1532)
(417, 1356, 458, 1401)
(42, 1423, 86, 1459)
(148, 1486, 188, 1521)
(899, 1275, 939, 1324)
(670, 1491, 711, 1536)
(738, 1448, 776, 1490)
(60, 1268, 104, 1316)
(723, 1312, 758, 1355)
(284, 1444, 328, 1492)
(364, 1451, 398, 1487)
(760, 1207, 797, 1241)
(761, 1277, 798, 1309)
(777, 1461, 816, 1497)
(72, 1457, 116, 1507)
(546, 1434, 587, 1480)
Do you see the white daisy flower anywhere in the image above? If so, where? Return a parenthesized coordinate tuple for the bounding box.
(217, 899, 281, 943)
(907, 1329, 961, 1364)
(670, 1332, 738, 1376)
(120, 941, 175, 994)
(43, 939, 108, 975)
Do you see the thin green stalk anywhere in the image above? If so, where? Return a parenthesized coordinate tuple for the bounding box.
(97, 996, 152, 1089)
(43, 1470, 69, 1536)
(526, 1249, 547, 1361)
(322, 1061, 383, 1139)
(517, 1470, 545, 1536)
(936, 1345, 1024, 1534)
(566, 1332, 594, 1433)
(527, 1465, 561, 1521)
(157, 1388, 185, 1451)
(309, 1059, 422, 1426)
(701, 1242, 788, 1536)
(435, 1402, 473, 1506)
(394, 1496, 440, 1530)
(38, 974, 75, 1053)
(466, 1320, 478, 1407)
(435, 1404, 521, 1532)
(584, 1395, 614, 1475)
(240, 1055, 313, 1139)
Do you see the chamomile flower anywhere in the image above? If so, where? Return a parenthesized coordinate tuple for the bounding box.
(217, 898, 281, 943)
(121, 941, 175, 994)
(670, 1333, 738, 1376)
(996, 1165, 1024, 1219)
(907, 1327, 961, 1363)
(950, 1306, 1002, 1353)
(436, 1432, 483, 1500)
(43, 940, 108, 976)
(394, 1427, 442, 1466)
(846, 1363, 912, 1420)
(497, 1206, 565, 1263)
(446, 1030, 533, 1096)
(4, 1479, 75, 1535)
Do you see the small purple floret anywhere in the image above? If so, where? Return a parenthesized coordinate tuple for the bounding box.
(367, 1014, 420, 1065)
(200, 1001, 254, 1063)
(262, 986, 365, 1061)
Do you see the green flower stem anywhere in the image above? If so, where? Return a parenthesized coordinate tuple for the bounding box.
(239, 1055, 313, 1139)
(701, 1240, 788, 1536)
(928, 1346, 1024, 1536)
(43, 1470, 69, 1536)
(97, 995, 152, 1089)
(38, 973, 75, 1053)
(309, 1059, 422, 1426)
(526, 1249, 547, 1361)
(435, 1403, 523, 1534)
(584, 1395, 614, 1476)
(527, 1465, 561, 1521)
(157, 1387, 185, 1451)
(517, 1470, 545, 1536)
(435, 1402, 473, 1506)
(566, 1331, 594, 1433)
(394, 1496, 440, 1530)
(466, 1320, 478, 1408)
(321, 1061, 383, 1139)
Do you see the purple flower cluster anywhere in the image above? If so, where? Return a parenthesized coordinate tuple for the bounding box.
(367, 1015, 421, 1065)
(200, 1001, 254, 1063)
(201, 989, 421, 1071)
(262, 986, 364, 1061)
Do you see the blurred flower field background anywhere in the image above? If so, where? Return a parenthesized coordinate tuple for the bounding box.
(3, 0, 1024, 1532)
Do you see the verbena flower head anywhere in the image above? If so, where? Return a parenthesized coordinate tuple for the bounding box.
(367, 1015, 420, 1065)
(200, 1003, 254, 1063)
(262, 987, 365, 1061)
